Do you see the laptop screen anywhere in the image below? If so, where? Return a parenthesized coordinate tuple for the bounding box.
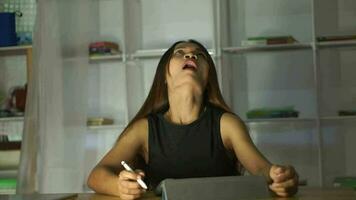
(157, 175, 270, 200)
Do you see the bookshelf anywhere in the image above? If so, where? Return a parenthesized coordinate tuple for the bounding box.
(18, 0, 355, 193)
(220, 0, 356, 187)
(81, 0, 356, 191)
(0, 45, 31, 191)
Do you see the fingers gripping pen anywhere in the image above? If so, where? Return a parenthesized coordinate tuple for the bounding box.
(121, 161, 148, 189)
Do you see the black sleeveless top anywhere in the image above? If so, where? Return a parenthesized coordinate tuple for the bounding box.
(145, 103, 240, 188)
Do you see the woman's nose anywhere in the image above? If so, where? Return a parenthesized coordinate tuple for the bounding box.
(184, 53, 198, 60)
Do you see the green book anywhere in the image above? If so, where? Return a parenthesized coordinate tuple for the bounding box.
(242, 35, 297, 46)
(334, 177, 356, 189)
(246, 106, 299, 119)
(0, 179, 17, 189)
(0, 179, 16, 194)
(317, 35, 356, 42)
(247, 35, 295, 41)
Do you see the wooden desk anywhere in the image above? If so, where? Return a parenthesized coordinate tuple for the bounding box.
(0, 187, 355, 200)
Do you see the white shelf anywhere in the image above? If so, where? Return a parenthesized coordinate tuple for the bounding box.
(132, 49, 167, 58)
(321, 116, 356, 121)
(244, 116, 356, 124)
(0, 189, 16, 195)
(223, 43, 312, 54)
(0, 169, 17, 178)
(132, 48, 216, 59)
(0, 117, 24, 122)
(89, 54, 123, 62)
(317, 40, 356, 48)
(245, 118, 315, 125)
(0, 45, 32, 52)
(87, 124, 126, 130)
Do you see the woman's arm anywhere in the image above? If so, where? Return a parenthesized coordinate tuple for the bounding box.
(87, 118, 148, 199)
(220, 113, 298, 197)
(220, 113, 272, 179)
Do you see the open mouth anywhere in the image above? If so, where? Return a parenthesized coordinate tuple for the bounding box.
(182, 60, 197, 71)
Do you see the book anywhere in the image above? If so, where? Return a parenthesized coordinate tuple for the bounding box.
(338, 110, 356, 116)
(317, 35, 356, 42)
(241, 36, 297, 46)
(246, 106, 299, 119)
(87, 117, 114, 126)
(0, 179, 16, 194)
(333, 177, 356, 189)
(89, 41, 121, 55)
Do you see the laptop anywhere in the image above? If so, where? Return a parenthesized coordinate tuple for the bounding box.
(155, 175, 270, 200)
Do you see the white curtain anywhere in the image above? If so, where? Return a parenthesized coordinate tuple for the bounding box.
(17, 0, 97, 193)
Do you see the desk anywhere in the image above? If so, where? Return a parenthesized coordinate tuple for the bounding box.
(0, 187, 355, 200)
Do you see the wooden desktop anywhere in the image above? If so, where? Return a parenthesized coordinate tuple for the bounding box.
(0, 187, 355, 200)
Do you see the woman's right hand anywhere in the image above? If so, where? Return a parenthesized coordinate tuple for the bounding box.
(118, 170, 146, 200)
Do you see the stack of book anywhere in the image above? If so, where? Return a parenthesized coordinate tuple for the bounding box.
(241, 36, 297, 46)
(89, 41, 121, 57)
(317, 35, 356, 42)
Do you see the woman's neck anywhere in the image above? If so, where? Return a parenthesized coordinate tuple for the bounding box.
(165, 88, 204, 125)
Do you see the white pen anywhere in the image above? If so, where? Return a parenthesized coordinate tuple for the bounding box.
(121, 161, 148, 190)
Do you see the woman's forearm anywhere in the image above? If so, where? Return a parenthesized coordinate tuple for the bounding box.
(251, 163, 272, 184)
(87, 166, 121, 196)
(261, 164, 273, 184)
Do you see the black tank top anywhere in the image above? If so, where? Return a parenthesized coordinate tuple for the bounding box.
(145, 103, 240, 188)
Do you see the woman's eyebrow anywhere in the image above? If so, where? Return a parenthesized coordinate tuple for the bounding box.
(173, 49, 184, 54)
(174, 47, 203, 53)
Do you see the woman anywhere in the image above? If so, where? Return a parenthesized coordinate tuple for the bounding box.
(87, 40, 298, 200)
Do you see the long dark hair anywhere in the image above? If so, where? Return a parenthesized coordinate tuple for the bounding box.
(124, 40, 232, 130)
(120, 40, 244, 174)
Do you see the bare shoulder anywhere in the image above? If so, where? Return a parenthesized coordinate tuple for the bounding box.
(123, 118, 148, 135)
(220, 112, 249, 149)
(118, 118, 148, 143)
(95, 118, 149, 167)
(221, 112, 247, 133)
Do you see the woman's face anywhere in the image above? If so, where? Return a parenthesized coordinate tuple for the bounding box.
(166, 42, 210, 94)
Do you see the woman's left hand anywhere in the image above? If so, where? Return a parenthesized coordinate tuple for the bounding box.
(269, 165, 298, 197)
